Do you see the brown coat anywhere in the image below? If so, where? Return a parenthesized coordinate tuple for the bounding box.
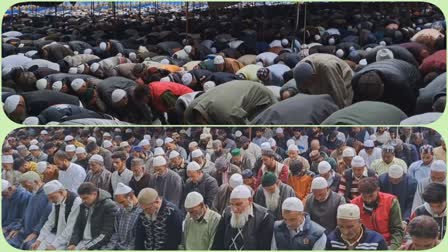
(223, 58, 244, 74)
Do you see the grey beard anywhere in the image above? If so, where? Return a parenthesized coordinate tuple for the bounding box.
(264, 187, 280, 212)
(134, 174, 144, 181)
(230, 205, 252, 229)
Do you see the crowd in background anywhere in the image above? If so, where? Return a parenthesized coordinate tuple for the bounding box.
(1, 126, 446, 250)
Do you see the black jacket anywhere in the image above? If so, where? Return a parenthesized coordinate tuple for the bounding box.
(21, 90, 81, 116)
(69, 189, 117, 250)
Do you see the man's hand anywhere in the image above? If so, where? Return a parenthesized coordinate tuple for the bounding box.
(46, 245, 56, 250)
(67, 245, 76, 250)
(30, 240, 41, 250)
(7, 230, 19, 240)
(23, 233, 38, 243)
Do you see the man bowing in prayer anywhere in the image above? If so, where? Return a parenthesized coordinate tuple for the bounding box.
(212, 185, 275, 250)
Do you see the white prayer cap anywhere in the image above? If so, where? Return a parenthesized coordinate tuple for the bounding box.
(144, 134, 151, 140)
(269, 138, 276, 147)
(364, 140, 375, 148)
(184, 191, 204, 209)
(90, 62, 100, 73)
(281, 39, 289, 46)
(40, 130, 48, 135)
(76, 147, 86, 154)
(52, 81, 63, 91)
(311, 177, 329, 190)
(153, 147, 165, 156)
(153, 156, 167, 167)
(115, 182, 132, 196)
(2, 179, 10, 192)
(169, 150, 180, 159)
(431, 160, 446, 172)
(156, 138, 164, 147)
(89, 154, 104, 163)
(329, 37, 336, 45)
(160, 76, 170, 82)
(140, 139, 150, 146)
(36, 78, 48, 90)
(275, 128, 284, 134)
(379, 41, 387, 46)
(29, 145, 39, 151)
(68, 67, 78, 74)
(83, 48, 92, 55)
(229, 173, 243, 189)
(43, 180, 64, 195)
(71, 78, 85, 91)
(103, 132, 111, 137)
(342, 148, 355, 157)
(64, 135, 74, 141)
(165, 137, 174, 144)
(213, 55, 224, 64)
(111, 89, 127, 103)
(65, 144, 76, 152)
(188, 141, 198, 148)
(125, 128, 132, 134)
(235, 130, 242, 138)
(99, 42, 107, 51)
(288, 144, 299, 152)
(36, 161, 48, 174)
(119, 141, 130, 148)
(376, 48, 394, 62)
(282, 197, 304, 212)
(230, 185, 252, 199)
(318, 161, 332, 174)
(388, 164, 404, 179)
(337, 204, 361, 220)
(203, 81, 216, 92)
(30, 139, 39, 146)
(4, 95, 21, 114)
(129, 52, 137, 61)
(23, 116, 39, 125)
(286, 139, 295, 147)
(182, 73, 193, 85)
(19, 171, 41, 183)
(191, 149, 203, 158)
(102, 140, 112, 148)
(359, 59, 368, 66)
(187, 161, 201, 171)
(184, 45, 193, 54)
(2, 155, 13, 164)
(87, 136, 97, 143)
(351, 156, 365, 168)
(77, 64, 85, 73)
(160, 59, 170, 65)
(260, 142, 271, 150)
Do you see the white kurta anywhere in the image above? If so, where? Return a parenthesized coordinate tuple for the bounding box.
(37, 197, 82, 249)
(58, 163, 87, 194)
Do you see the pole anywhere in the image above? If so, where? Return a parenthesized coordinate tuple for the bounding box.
(292, 3, 300, 50)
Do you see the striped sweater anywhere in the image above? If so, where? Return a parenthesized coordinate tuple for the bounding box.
(326, 225, 388, 250)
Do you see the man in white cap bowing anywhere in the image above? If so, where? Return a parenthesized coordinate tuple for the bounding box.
(283, 144, 311, 171)
(212, 185, 275, 250)
(148, 156, 183, 207)
(338, 155, 377, 202)
(180, 192, 221, 250)
(371, 144, 408, 176)
(7, 172, 52, 249)
(412, 160, 446, 212)
(84, 154, 112, 193)
(317, 160, 342, 192)
(135, 188, 183, 250)
(326, 203, 388, 250)
(29, 144, 48, 163)
(305, 177, 346, 233)
(104, 183, 142, 250)
(2, 154, 21, 185)
(168, 150, 187, 182)
(165, 137, 188, 160)
(358, 140, 382, 169)
(30, 180, 81, 250)
(191, 149, 217, 177)
(213, 173, 244, 215)
(2, 179, 32, 234)
(271, 197, 326, 249)
(378, 164, 417, 223)
(184, 161, 219, 208)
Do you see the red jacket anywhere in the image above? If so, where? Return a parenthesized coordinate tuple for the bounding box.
(255, 161, 289, 188)
(419, 50, 446, 75)
(148, 81, 193, 112)
(351, 192, 396, 243)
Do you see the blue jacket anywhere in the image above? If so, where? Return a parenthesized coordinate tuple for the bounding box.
(21, 186, 52, 236)
(379, 173, 417, 221)
(2, 187, 31, 231)
(326, 225, 388, 250)
(274, 214, 325, 250)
